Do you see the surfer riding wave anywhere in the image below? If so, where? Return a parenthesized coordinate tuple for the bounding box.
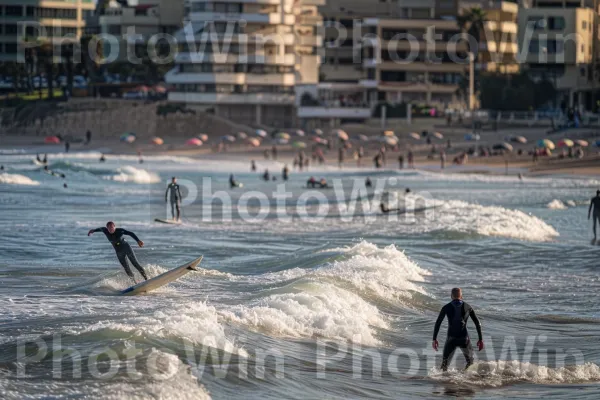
(88, 221, 148, 283)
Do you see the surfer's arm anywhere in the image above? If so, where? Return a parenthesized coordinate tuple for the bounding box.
(87, 227, 104, 236)
(433, 306, 446, 341)
(165, 186, 169, 202)
(123, 230, 144, 247)
(589, 200, 593, 219)
(177, 187, 182, 199)
(469, 308, 483, 342)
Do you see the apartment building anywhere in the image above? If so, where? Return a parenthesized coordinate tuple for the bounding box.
(517, 0, 596, 109)
(166, 0, 324, 127)
(0, 0, 95, 61)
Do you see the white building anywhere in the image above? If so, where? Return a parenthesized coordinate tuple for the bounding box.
(166, 0, 324, 127)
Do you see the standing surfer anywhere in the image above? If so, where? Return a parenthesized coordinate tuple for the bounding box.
(165, 177, 182, 221)
(588, 190, 600, 243)
(432, 288, 484, 371)
(87, 221, 148, 283)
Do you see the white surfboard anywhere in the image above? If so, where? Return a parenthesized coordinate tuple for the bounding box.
(154, 218, 182, 225)
(121, 256, 203, 296)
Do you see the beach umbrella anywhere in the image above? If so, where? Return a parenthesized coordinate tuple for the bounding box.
(197, 134, 209, 142)
(537, 139, 555, 150)
(186, 138, 203, 146)
(432, 132, 444, 139)
(575, 139, 589, 147)
(464, 133, 480, 141)
(312, 129, 324, 136)
(275, 138, 289, 145)
(255, 129, 267, 138)
(493, 142, 513, 151)
(383, 130, 394, 137)
(356, 134, 369, 142)
(295, 129, 305, 137)
(292, 141, 307, 149)
(332, 129, 349, 141)
(151, 137, 164, 145)
(381, 136, 398, 146)
(409, 132, 420, 140)
(120, 132, 135, 142)
(221, 135, 236, 143)
(125, 135, 136, 144)
(237, 132, 248, 140)
(247, 137, 261, 147)
(44, 136, 60, 144)
(276, 132, 290, 140)
(508, 135, 527, 144)
(557, 139, 574, 148)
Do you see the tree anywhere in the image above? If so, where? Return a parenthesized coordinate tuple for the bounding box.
(457, 7, 487, 62)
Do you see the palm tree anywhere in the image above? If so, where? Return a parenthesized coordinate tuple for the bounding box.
(457, 7, 487, 62)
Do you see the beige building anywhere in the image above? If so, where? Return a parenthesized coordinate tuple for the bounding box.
(167, 0, 324, 127)
(517, 0, 596, 108)
(0, 0, 95, 61)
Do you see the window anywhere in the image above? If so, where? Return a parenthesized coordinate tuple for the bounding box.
(529, 39, 539, 53)
(338, 19, 353, 29)
(527, 16, 545, 30)
(582, 20, 587, 30)
(547, 16, 565, 30)
(546, 40, 563, 54)
(26, 6, 34, 17)
(381, 70, 406, 82)
(5, 43, 17, 53)
(581, 44, 585, 53)
(227, 3, 241, 13)
(5, 6, 22, 17)
(191, 3, 205, 12)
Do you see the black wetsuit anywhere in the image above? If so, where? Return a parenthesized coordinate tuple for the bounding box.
(433, 300, 482, 371)
(91, 227, 148, 281)
(165, 183, 182, 220)
(590, 196, 600, 238)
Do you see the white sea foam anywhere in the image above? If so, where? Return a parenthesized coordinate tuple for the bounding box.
(0, 172, 40, 186)
(432, 200, 559, 241)
(430, 360, 600, 387)
(80, 302, 247, 356)
(105, 166, 161, 184)
(547, 199, 568, 210)
(318, 241, 429, 300)
(221, 282, 388, 346)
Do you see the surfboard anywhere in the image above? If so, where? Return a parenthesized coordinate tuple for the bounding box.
(154, 218, 182, 225)
(121, 256, 203, 296)
(380, 203, 438, 215)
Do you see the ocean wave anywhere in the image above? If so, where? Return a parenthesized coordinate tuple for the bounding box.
(104, 166, 161, 184)
(318, 241, 429, 300)
(547, 199, 568, 210)
(433, 200, 559, 242)
(79, 301, 247, 357)
(221, 282, 388, 346)
(0, 172, 40, 186)
(430, 360, 600, 387)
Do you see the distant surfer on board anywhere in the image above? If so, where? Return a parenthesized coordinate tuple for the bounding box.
(165, 177, 182, 221)
(433, 288, 483, 371)
(87, 221, 148, 283)
(588, 190, 600, 243)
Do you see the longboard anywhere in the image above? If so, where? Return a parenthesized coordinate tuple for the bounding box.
(154, 218, 182, 225)
(380, 203, 438, 215)
(121, 256, 203, 296)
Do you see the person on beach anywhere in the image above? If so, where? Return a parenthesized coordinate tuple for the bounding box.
(588, 190, 600, 242)
(282, 165, 289, 181)
(165, 177, 182, 221)
(100, 154, 106, 162)
(262, 169, 270, 181)
(88, 221, 148, 283)
(229, 174, 240, 188)
(251, 160, 256, 172)
(433, 288, 484, 371)
(307, 176, 317, 188)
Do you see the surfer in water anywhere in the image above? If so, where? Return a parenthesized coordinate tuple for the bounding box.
(88, 222, 148, 283)
(433, 288, 483, 371)
(588, 190, 600, 242)
(165, 177, 182, 221)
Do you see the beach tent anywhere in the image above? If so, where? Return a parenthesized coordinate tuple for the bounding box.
(409, 132, 421, 140)
(432, 132, 444, 139)
(312, 129, 324, 136)
(575, 140, 589, 147)
(247, 138, 261, 147)
(276, 132, 291, 140)
(493, 142, 513, 151)
(295, 130, 305, 137)
(383, 130, 394, 137)
(221, 135, 236, 142)
(292, 141, 307, 149)
(237, 132, 248, 139)
(255, 129, 268, 138)
(356, 134, 369, 142)
(197, 134, 209, 142)
(151, 137, 164, 145)
(332, 129, 349, 141)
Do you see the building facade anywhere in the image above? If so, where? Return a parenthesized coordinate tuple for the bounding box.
(166, 0, 324, 127)
(517, 0, 596, 109)
(0, 0, 95, 61)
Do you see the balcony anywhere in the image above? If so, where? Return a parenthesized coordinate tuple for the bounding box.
(297, 106, 371, 119)
(189, 12, 295, 25)
(373, 61, 467, 73)
(378, 81, 458, 93)
(168, 91, 295, 105)
(175, 52, 296, 65)
(165, 72, 296, 86)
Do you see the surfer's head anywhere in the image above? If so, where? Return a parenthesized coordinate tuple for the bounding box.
(451, 288, 462, 300)
(597, 190, 600, 196)
(106, 221, 116, 234)
(172, 177, 176, 183)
